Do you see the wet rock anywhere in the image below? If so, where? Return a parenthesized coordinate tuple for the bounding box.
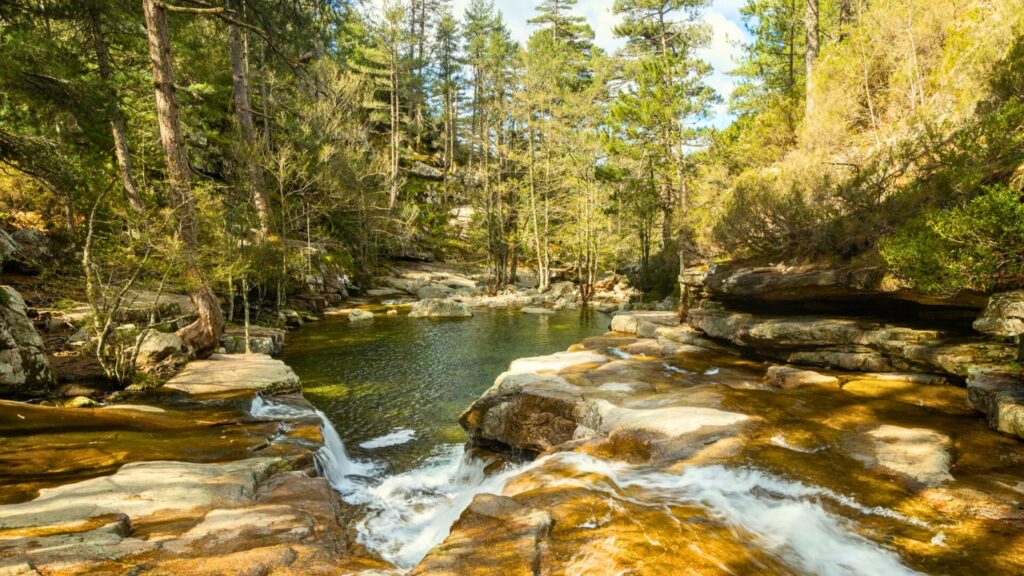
(611, 311, 678, 334)
(0, 456, 375, 575)
(864, 425, 953, 487)
(507, 351, 606, 375)
(765, 365, 840, 389)
(0, 286, 53, 396)
(409, 298, 473, 318)
(164, 353, 300, 395)
(58, 396, 100, 408)
(349, 309, 375, 322)
(655, 325, 737, 355)
(521, 307, 554, 315)
(973, 290, 1024, 337)
(411, 494, 553, 576)
(967, 371, 1024, 439)
(461, 373, 584, 453)
(581, 399, 750, 438)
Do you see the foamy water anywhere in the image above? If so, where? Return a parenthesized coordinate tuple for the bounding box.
(252, 396, 928, 575)
(516, 452, 928, 576)
(360, 429, 417, 449)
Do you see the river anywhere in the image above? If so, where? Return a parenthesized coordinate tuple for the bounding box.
(281, 309, 610, 567)
(280, 309, 1024, 575)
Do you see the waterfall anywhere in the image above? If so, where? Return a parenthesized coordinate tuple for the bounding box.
(249, 395, 375, 491)
(313, 407, 377, 489)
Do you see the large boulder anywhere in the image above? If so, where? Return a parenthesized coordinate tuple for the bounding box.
(416, 284, 452, 300)
(0, 227, 51, 274)
(967, 371, 1024, 439)
(408, 299, 472, 318)
(974, 291, 1024, 338)
(135, 331, 190, 375)
(0, 286, 53, 396)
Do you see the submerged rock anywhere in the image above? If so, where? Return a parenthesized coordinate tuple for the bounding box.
(0, 286, 53, 396)
(765, 365, 840, 389)
(349, 309, 375, 322)
(864, 425, 954, 487)
(409, 298, 473, 318)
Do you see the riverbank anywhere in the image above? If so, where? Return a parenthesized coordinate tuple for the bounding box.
(432, 316, 1024, 574)
(0, 353, 392, 575)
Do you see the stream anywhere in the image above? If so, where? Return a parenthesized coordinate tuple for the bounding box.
(279, 310, 1024, 575)
(280, 309, 609, 568)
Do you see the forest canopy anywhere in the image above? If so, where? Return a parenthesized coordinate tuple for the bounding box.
(1, 0, 1022, 353)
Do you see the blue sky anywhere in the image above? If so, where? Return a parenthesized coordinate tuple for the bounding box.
(370, 0, 751, 128)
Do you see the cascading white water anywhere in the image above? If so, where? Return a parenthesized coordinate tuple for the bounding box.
(251, 395, 529, 569)
(253, 395, 930, 576)
(250, 395, 377, 491)
(512, 452, 929, 576)
(349, 444, 535, 569)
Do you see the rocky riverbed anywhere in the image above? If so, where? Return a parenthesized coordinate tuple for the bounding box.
(0, 354, 391, 575)
(434, 319, 1024, 575)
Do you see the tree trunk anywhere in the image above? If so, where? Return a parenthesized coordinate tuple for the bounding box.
(143, 0, 223, 357)
(91, 14, 145, 216)
(805, 0, 820, 116)
(229, 0, 270, 236)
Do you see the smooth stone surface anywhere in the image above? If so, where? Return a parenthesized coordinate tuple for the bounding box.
(610, 311, 678, 334)
(136, 330, 190, 374)
(865, 425, 954, 486)
(507, 351, 607, 375)
(521, 307, 555, 315)
(164, 354, 300, 395)
(765, 365, 840, 389)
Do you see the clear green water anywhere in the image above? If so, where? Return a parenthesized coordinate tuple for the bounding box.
(282, 308, 610, 473)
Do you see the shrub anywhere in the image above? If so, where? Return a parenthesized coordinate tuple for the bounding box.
(881, 186, 1024, 293)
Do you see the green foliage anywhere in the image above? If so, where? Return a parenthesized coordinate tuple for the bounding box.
(881, 186, 1024, 293)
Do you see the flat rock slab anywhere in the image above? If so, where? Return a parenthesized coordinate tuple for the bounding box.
(521, 307, 555, 315)
(583, 399, 750, 437)
(0, 458, 281, 530)
(610, 311, 679, 334)
(508, 351, 607, 375)
(164, 354, 300, 395)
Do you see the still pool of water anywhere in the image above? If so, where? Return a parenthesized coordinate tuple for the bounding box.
(282, 308, 610, 474)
